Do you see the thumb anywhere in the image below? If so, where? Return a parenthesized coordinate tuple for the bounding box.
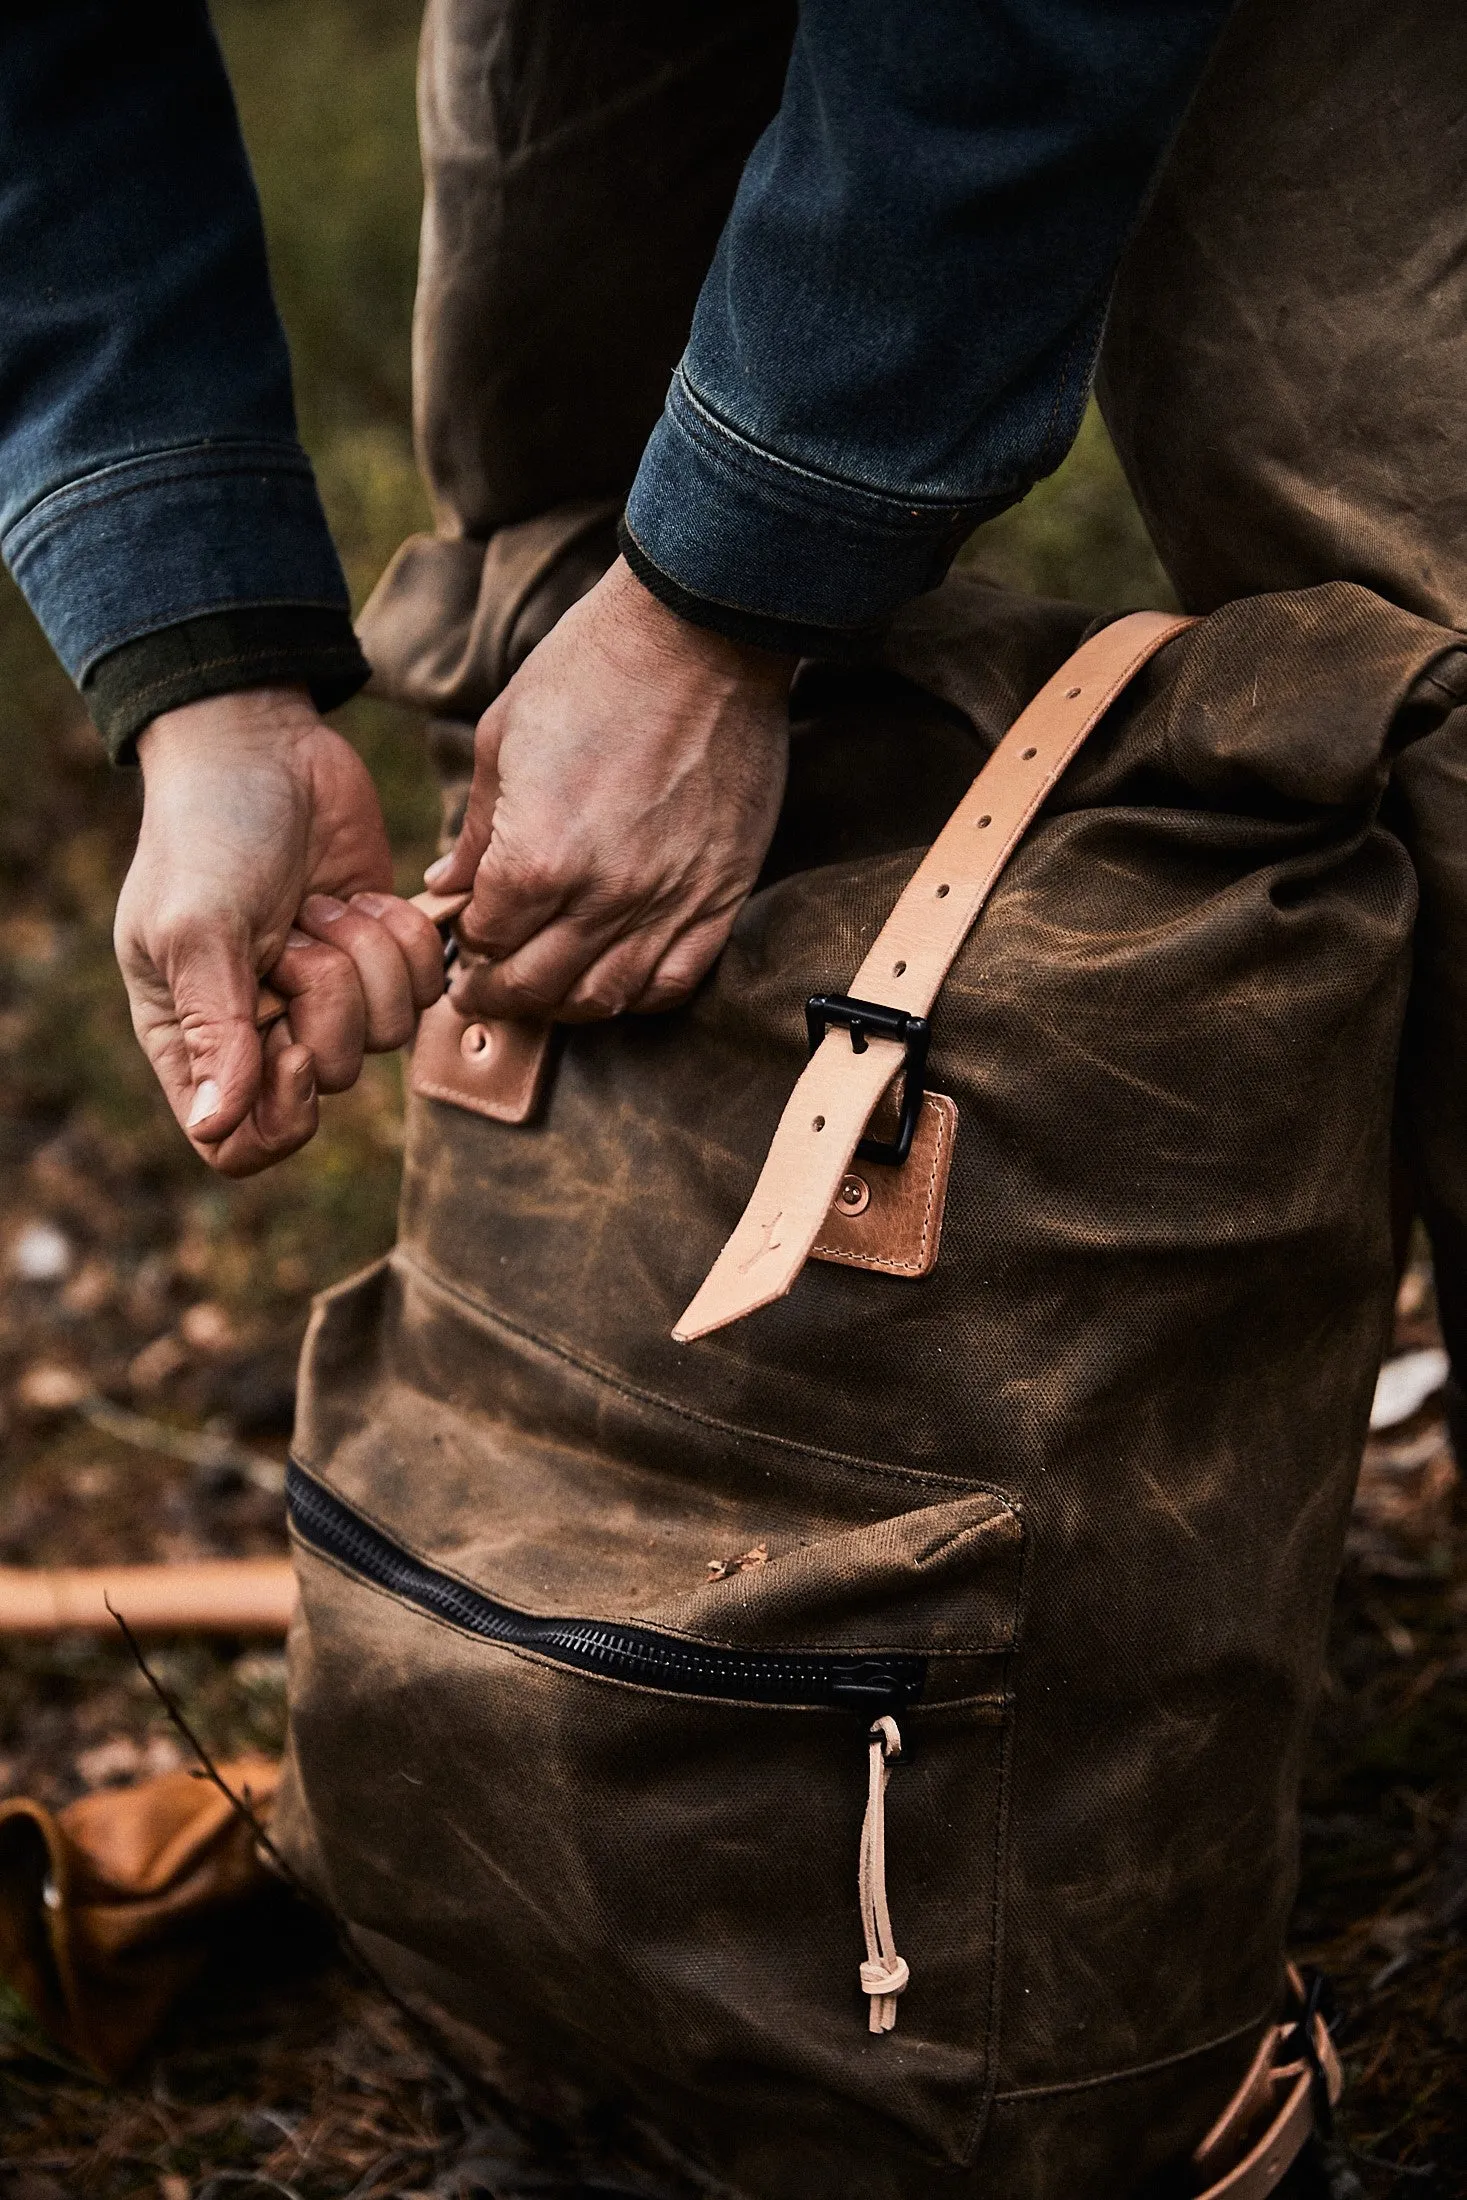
(423, 717, 502, 896)
(142, 932, 268, 1146)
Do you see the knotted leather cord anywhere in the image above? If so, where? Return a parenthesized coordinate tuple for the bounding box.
(858, 1715, 909, 2034)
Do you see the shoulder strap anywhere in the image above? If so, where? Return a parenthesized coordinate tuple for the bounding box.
(673, 609, 1193, 1341)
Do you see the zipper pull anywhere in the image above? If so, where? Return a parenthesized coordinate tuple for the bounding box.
(828, 1659, 923, 1713)
(857, 1714, 909, 2034)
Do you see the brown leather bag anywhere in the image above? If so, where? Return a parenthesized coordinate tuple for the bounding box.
(269, 573, 1466, 2200)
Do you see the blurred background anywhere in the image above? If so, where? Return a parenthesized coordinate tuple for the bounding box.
(0, 3, 1460, 2194)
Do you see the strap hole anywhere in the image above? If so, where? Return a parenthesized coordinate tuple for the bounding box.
(976, 814, 991, 828)
(892, 960, 906, 977)
(812, 1115, 826, 1132)
(934, 883, 950, 898)
(1066, 686, 1082, 699)
(1022, 747, 1038, 759)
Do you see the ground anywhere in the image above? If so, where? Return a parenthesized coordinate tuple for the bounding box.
(0, 3, 1462, 2191)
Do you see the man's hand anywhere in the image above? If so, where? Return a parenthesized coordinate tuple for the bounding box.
(426, 557, 793, 1022)
(115, 685, 444, 1176)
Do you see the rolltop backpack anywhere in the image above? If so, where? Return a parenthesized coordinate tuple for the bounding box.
(271, 571, 1467, 2199)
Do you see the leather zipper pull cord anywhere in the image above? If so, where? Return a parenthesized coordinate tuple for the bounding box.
(858, 1714, 909, 2033)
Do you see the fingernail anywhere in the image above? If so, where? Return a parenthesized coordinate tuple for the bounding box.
(284, 927, 314, 949)
(423, 857, 454, 888)
(350, 891, 392, 918)
(187, 1079, 221, 1129)
(302, 893, 347, 923)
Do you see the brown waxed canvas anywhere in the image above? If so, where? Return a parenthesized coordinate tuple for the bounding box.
(324, 0, 1467, 2187)
(276, 572, 1467, 2199)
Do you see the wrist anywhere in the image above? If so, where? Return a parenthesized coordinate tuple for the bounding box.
(599, 556, 798, 693)
(135, 683, 323, 776)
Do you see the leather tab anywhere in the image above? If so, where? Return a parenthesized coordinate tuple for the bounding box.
(410, 997, 553, 1124)
(412, 886, 473, 928)
(811, 1094, 957, 1279)
(255, 888, 473, 1035)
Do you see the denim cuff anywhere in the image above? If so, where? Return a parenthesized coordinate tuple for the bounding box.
(623, 369, 1011, 637)
(2, 438, 354, 688)
(84, 604, 369, 765)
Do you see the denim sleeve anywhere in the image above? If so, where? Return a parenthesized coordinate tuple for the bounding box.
(623, 0, 1233, 647)
(0, 2, 359, 713)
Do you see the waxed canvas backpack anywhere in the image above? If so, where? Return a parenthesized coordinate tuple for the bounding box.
(271, 572, 1467, 2199)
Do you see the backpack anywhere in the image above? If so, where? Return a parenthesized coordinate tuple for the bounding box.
(273, 573, 1460, 2198)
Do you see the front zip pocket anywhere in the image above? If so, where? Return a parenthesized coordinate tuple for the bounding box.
(288, 1460, 927, 1718)
(280, 1274, 1021, 2178)
(290, 1459, 928, 2033)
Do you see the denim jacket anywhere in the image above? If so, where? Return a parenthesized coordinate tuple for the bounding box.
(0, 1, 1229, 751)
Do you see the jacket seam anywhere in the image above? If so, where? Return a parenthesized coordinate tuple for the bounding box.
(670, 368, 1024, 527)
(3, 440, 319, 551)
(619, 517, 887, 645)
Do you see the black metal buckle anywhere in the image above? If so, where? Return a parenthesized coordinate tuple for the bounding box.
(805, 994, 931, 1166)
(1281, 1970, 1336, 2142)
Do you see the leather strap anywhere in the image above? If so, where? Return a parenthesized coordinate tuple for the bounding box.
(674, 610, 1192, 1341)
(255, 888, 473, 1034)
(1193, 1968, 1344, 2200)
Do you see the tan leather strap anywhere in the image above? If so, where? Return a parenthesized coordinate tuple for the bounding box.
(674, 609, 1192, 1341)
(1193, 1968, 1344, 2200)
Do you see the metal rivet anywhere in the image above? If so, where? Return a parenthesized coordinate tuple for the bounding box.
(461, 1023, 493, 1061)
(836, 1174, 871, 1217)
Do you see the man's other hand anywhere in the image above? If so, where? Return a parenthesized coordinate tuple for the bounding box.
(425, 557, 793, 1023)
(115, 686, 444, 1176)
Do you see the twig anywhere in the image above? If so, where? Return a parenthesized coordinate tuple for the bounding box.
(82, 1392, 284, 1493)
(105, 1600, 501, 2102)
(107, 1598, 310, 1907)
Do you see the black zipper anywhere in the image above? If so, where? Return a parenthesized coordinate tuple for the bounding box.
(287, 1461, 924, 1715)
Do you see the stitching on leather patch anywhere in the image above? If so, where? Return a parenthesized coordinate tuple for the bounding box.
(811, 1094, 955, 1277)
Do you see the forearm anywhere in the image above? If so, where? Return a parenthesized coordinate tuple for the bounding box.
(624, 0, 1234, 649)
(0, 1, 365, 759)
